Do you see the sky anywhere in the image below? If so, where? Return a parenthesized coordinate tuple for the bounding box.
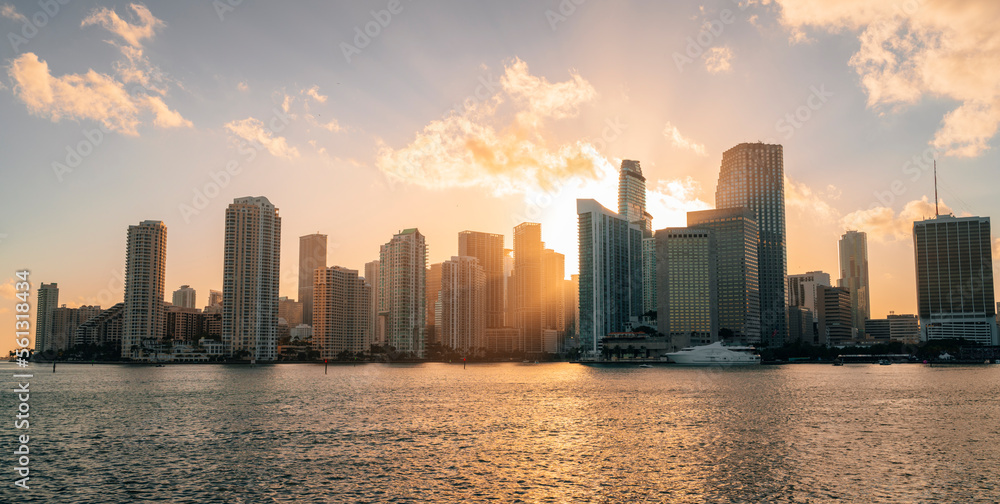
(1, 0, 999, 351)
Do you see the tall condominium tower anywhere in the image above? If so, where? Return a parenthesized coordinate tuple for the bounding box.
(618, 160, 651, 232)
(172, 285, 196, 309)
(458, 231, 506, 329)
(716, 142, 787, 346)
(223, 197, 281, 362)
(913, 215, 997, 345)
(35, 282, 59, 353)
(656, 227, 718, 348)
(122, 220, 167, 359)
(378, 228, 427, 357)
(364, 260, 380, 348)
(577, 199, 643, 355)
(313, 266, 370, 359)
(425, 262, 443, 347)
(542, 248, 566, 333)
(786, 271, 832, 322)
(439, 256, 486, 353)
(838, 230, 871, 337)
(513, 223, 544, 353)
(687, 207, 760, 343)
(298, 233, 327, 326)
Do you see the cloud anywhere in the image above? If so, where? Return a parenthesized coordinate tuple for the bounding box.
(772, 0, 1000, 157)
(703, 46, 734, 74)
(785, 175, 839, 220)
(375, 57, 601, 195)
(225, 117, 300, 159)
(237, 81, 249, 92)
(646, 177, 712, 227)
(81, 3, 164, 48)
(305, 85, 327, 103)
(663, 122, 707, 155)
(840, 196, 953, 242)
(1, 3, 26, 23)
(7, 53, 189, 135)
(0, 278, 15, 300)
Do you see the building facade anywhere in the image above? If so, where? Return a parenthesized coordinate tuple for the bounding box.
(298, 233, 327, 326)
(378, 228, 427, 357)
(313, 266, 370, 358)
(514, 223, 544, 354)
(838, 230, 871, 337)
(656, 227, 718, 348)
(438, 256, 486, 353)
(35, 282, 59, 353)
(786, 271, 832, 322)
(817, 285, 853, 346)
(458, 231, 506, 330)
(122, 220, 168, 360)
(171, 285, 196, 309)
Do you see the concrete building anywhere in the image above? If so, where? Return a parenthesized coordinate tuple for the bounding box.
(298, 234, 327, 326)
(656, 227, 718, 349)
(425, 262, 443, 347)
(171, 285, 196, 309)
(687, 207, 760, 344)
(787, 306, 815, 344)
(459, 231, 506, 329)
(364, 260, 380, 349)
(74, 302, 124, 347)
(618, 159, 652, 233)
(513, 222, 544, 354)
(577, 199, 643, 356)
(122, 220, 168, 360)
(913, 215, 997, 345)
(817, 285, 853, 346)
(222, 197, 281, 362)
(439, 256, 486, 353)
(542, 247, 566, 334)
(206, 290, 223, 311)
(278, 297, 304, 328)
(378, 228, 427, 357)
(716, 142, 787, 346)
(313, 266, 370, 358)
(839, 230, 871, 337)
(642, 236, 657, 316)
(164, 305, 205, 342)
(51, 305, 101, 353)
(786, 271, 832, 322)
(35, 282, 59, 353)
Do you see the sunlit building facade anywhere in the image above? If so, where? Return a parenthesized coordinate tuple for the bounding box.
(656, 227, 718, 347)
(838, 230, 870, 338)
(298, 233, 327, 326)
(122, 220, 167, 360)
(439, 256, 486, 353)
(378, 228, 427, 357)
(314, 266, 370, 358)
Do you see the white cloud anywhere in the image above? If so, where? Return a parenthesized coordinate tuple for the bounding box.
(305, 85, 327, 103)
(773, 0, 1000, 157)
(840, 196, 953, 242)
(81, 3, 164, 49)
(1, 3, 26, 23)
(704, 46, 734, 74)
(786, 175, 839, 220)
(663, 122, 707, 155)
(0, 277, 16, 300)
(225, 117, 299, 159)
(646, 177, 712, 228)
(237, 81, 249, 92)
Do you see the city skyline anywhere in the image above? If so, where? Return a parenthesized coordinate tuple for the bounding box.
(3, 1, 1000, 352)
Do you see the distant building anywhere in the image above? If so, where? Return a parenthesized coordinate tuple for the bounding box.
(206, 290, 223, 311)
(866, 313, 919, 344)
(485, 327, 520, 355)
(656, 227, 718, 349)
(364, 260, 380, 349)
(35, 282, 59, 353)
(618, 159, 651, 232)
(913, 215, 997, 345)
(51, 305, 101, 353)
(564, 274, 580, 347)
(787, 306, 815, 344)
(439, 256, 486, 353)
(75, 303, 124, 347)
(513, 222, 544, 354)
(577, 199, 643, 356)
(642, 236, 657, 316)
(716, 142, 787, 346)
(541, 248, 566, 334)
(786, 272, 832, 322)
(378, 228, 427, 357)
(289, 324, 311, 342)
(425, 262, 443, 347)
(223, 197, 281, 361)
(298, 233, 327, 326)
(122, 220, 168, 360)
(278, 297, 304, 328)
(459, 231, 506, 329)
(314, 266, 370, 358)
(839, 231, 871, 337)
(164, 305, 204, 342)
(172, 285, 196, 309)
(817, 285, 853, 346)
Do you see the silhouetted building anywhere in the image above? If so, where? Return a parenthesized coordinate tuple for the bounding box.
(817, 285, 852, 346)
(459, 231, 506, 329)
(365, 260, 380, 348)
(52, 305, 101, 353)
(298, 233, 327, 326)
(35, 282, 59, 353)
(514, 223, 544, 353)
(75, 302, 124, 347)
(425, 262, 442, 347)
(839, 230, 870, 337)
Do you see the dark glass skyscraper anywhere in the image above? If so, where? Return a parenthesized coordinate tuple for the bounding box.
(715, 142, 786, 347)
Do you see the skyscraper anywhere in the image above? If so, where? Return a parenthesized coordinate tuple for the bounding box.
(378, 228, 427, 357)
(122, 220, 167, 360)
(364, 260, 380, 349)
(223, 197, 281, 362)
(716, 142, 787, 346)
(577, 199, 643, 355)
(425, 262, 442, 346)
(458, 231, 505, 329)
(656, 227, 718, 348)
(687, 207, 760, 343)
(642, 237, 657, 315)
(786, 271, 832, 322)
(838, 230, 870, 338)
(172, 285, 196, 309)
(541, 247, 566, 333)
(513, 223, 544, 353)
(618, 159, 651, 232)
(35, 282, 58, 353)
(816, 285, 853, 346)
(913, 215, 997, 345)
(313, 266, 370, 359)
(298, 233, 327, 326)
(439, 256, 486, 353)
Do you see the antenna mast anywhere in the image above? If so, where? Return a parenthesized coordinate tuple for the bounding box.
(934, 160, 939, 217)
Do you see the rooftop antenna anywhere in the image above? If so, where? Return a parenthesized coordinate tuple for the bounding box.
(934, 160, 939, 217)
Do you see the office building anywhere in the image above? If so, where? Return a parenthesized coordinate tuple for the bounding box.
(378, 228, 427, 357)
(514, 223, 544, 353)
(278, 297, 304, 328)
(786, 272, 832, 322)
(656, 227, 718, 348)
(817, 285, 853, 346)
(314, 266, 370, 358)
(122, 220, 167, 360)
(298, 233, 327, 326)
(459, 231, 506, 329)
(542, 247, 566, 333)
(439, 256, 486, 353)
(839, 230, 871, 337)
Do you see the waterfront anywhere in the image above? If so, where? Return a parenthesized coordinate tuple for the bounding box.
(1, 362, 998, 503)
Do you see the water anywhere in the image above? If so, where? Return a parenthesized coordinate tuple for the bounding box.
(1, 361, 998, 503)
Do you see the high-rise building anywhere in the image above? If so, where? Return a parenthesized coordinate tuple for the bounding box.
(838, 230, 870, 338)
(787, 306, 814, 344)
(786, 271, 832, 322)
(364, 260, 381, 349)
(577, 199, 643, 355)
(563, 276, 579, 352)
(503, 248, 514, 326)
(35, 282, 58, 353)
(542, 247, 566, 333)
(298, 234, 327, 326)
(514, 223, 544, 353)
(74, 302, 124, 347)
(866, 313, 919, 344)
(816, 285, 853, 346)
(425, 262, 443, 347)
(716, 142, 787, 346)
(52, 305, 101, 353)
(687, 207, 760, 343)
(439, 256, 486, 353)
(222, 197, 281, 362)
(207, 290, 223, 308)
(172, 285, 196, 309)
(278, 297, 304, 328)
(913, 215, 997, 345)
(314, 266, 370, 358)
(378, 228, 427, 357)
(618, 159, 651, 232)
(164, 305, 204, 342)
(656, 227, 718, 348)
(642, 236, 657, 316)
(122, 220, 167, 360)
(458, 231, 506, 329)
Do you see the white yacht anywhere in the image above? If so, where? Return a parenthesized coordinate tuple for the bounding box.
(665, 341, 761, 366)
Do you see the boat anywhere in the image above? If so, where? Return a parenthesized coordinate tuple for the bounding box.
(665, 341, 761, 366)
